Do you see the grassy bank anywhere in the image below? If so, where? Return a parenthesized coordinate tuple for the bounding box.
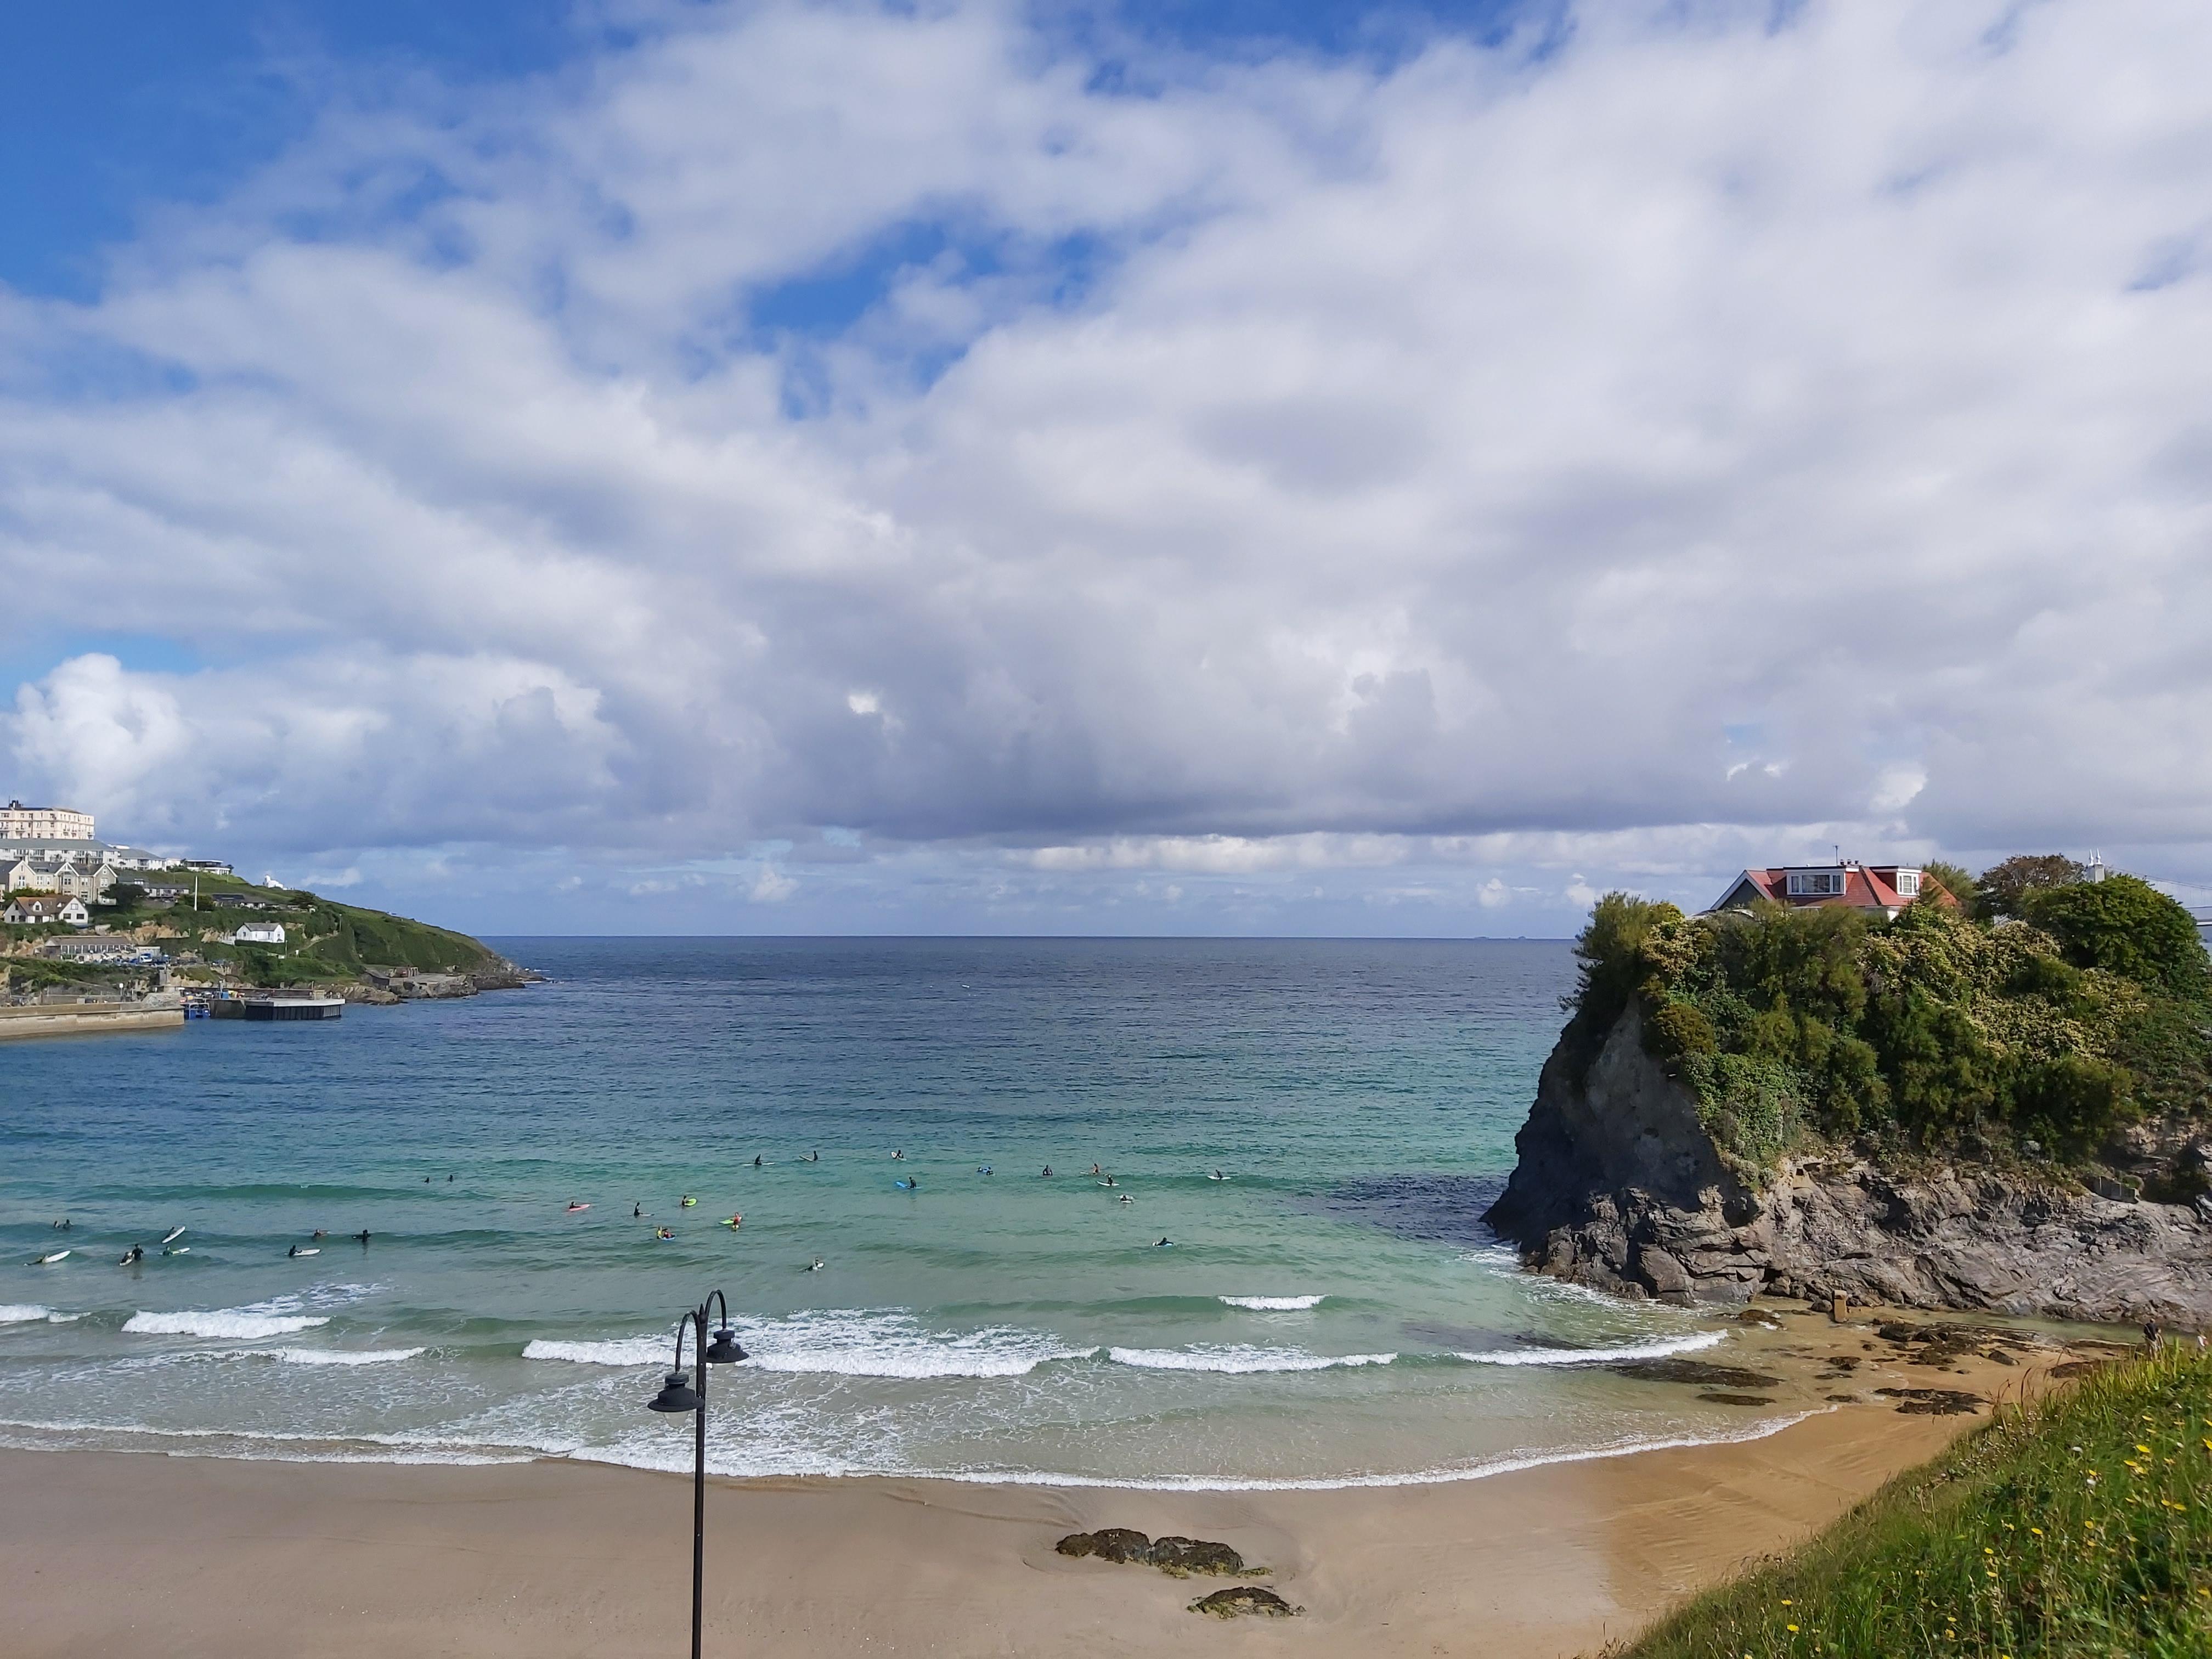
(1612, 1346, 2212, 1658)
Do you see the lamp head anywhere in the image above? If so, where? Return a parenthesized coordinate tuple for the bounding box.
(647, 1370, 703, 1413)
(703, 1325, 747, 1365)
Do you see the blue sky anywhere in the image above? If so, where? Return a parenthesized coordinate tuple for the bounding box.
(4, 1, 2208, 937)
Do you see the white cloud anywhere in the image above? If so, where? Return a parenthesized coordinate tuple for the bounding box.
(5, 0, 2211, 931)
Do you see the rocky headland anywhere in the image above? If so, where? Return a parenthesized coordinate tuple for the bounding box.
(1485, 998, 2212, 1325)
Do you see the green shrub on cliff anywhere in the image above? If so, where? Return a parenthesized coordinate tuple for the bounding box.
(1567, 869, 2211, 1166)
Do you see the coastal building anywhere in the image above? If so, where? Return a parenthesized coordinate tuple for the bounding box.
(0, 800, 93, 840)
(231, 921, 287, 946)
(1705, 862, 1955, 921)
(4, 894, 91, 927)
(0, 837, 179, 875)
(180, 857, 234, 876)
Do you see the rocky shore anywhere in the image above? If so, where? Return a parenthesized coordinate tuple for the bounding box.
(1484, 1002, 2212, 1327)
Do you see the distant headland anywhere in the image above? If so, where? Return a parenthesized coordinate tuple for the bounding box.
(0, 797, 533, 1026)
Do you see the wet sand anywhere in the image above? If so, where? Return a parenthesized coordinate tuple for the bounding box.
(1, 1316, 2066, 1658)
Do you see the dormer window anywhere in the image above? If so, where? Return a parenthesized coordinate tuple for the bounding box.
(1895, 870, 1920, 896)
(1786, 870, 1848, 896)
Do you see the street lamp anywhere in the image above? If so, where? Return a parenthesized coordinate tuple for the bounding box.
(646, 1289, 748, 1659)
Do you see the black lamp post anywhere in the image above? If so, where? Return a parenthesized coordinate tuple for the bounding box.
(647, 1289, 747, 1659)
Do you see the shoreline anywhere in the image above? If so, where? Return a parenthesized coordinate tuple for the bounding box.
(1, 1334, 2055, 1659)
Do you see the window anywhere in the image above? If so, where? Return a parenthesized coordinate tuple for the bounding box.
(1786, 870, 1847, 896)
(1895, 870, 1920, 895)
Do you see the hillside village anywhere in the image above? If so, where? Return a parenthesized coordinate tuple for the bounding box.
(0, 798, 530, 1006)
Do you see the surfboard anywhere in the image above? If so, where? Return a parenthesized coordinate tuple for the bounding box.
(160, 1226, 185, 1245)
(35, 1250, 69, 1265)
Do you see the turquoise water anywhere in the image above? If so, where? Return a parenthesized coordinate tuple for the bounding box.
(0, 938, 1791, 1487)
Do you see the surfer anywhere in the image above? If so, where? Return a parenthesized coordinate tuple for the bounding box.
(312, 1229, 327, 1239)
(287, 1244, 301, 1258)
(895, 1177, 918, 1190)
(891, 1150, 905, 1161)
(1089, 1164, 1102, 1177)
(566, 1200, 590, 1212)
(656, 1226, 676, 1240)
(1119, 1194, 1135, 1204)
(808, 1150, 820, 1163)
(805, 1257, 825, 1271)
(1210, 1169, 1227, 1181)
(634, 1203, 644, 1218)
(354, 1229, 372, 1245)
(1098, 1176, 1117, 1188)
(680, 1195, 698, 1208)
(721, 1214, 743, 1229)
(120, 1244, 143, 1265)
(1040, 1166, 1053, 1177)
(1154, 1238, 1174, 1248)
(978, 1165, 992, 1176)
(51, 1218, 70, 1231)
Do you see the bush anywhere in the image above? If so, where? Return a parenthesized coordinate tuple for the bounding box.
(2026, 874, 2212, 1006)
(1644, 999, 1718, 1065)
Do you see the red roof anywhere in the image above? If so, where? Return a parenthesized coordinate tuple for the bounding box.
(1712, 866, 1956, 915)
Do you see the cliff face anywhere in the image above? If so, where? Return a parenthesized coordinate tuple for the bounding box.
(1483, 1002, 2212, 1326)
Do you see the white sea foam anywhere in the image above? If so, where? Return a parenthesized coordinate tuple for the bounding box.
(0, 1305, 78, 1324)
(1454, 1329, 1728, 1367)
(124, 1310, 331, 1339)
(1109, 1345, 1395, 1373)
(523, 1336, 672, 1367)
(1217, 1295, 1325, 1311)
(526, 1311, 1094, 1380)
(255, 1347, 425, 1367)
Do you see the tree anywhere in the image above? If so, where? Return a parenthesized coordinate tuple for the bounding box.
(2024, 874, 2212, 1005)
(1977, 854, 2086, 921)
(1919, 860, 1979, 916)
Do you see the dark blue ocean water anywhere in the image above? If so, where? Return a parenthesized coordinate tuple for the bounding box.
(0, 939, 1793, 1486)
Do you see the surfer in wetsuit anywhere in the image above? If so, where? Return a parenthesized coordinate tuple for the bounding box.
(120, 1244, 143, 1265)
(634, 1204, 644, 1218)
(1041, 1166, 1053, 1178)
(808, 1150, 820, 1163)
(354, 1229, 372, 1245)
(52, 1218, 70, 1231)
(1154, 1238, 1173, 1248)
(288, 1244, 301, 1257)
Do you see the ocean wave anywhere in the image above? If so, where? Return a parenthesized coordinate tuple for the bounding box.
(1453, 1329, 1727, 1367)
(1109, 1345, 1395, 1373)
(522, 1336, 671, 1367)
(124, 1310, 331, 1340)
(1217, 1294, 1325, 1311)
(525, 1312, 1094, 1380)
(0, 1305, 80, 1324)
(255, 1347, 426, 1367)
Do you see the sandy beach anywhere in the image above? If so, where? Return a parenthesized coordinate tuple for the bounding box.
(4, 1321, 2056, 1659)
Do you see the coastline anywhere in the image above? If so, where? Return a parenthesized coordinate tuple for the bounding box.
(1, 1342, 2042, 1659)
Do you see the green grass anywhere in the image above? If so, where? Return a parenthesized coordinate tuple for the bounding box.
(1611, 1346, 2212, 1658)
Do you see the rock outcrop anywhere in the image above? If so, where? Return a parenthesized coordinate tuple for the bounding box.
(1483, 1002, 2212, 1326)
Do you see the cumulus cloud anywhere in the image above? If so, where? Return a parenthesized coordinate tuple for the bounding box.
(4, 0, 2210, 932)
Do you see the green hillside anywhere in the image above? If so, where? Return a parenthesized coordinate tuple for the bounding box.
(108, 875, 506, 986)
(1611, 1345, 2212, 1658)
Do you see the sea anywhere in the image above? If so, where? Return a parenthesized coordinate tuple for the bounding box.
(0, 938, 1814, 1489)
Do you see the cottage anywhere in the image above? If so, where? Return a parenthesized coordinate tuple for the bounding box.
(1706, 862, 1955, 921)
(231, 921, 287, 946)
(4, 894, 91, 927)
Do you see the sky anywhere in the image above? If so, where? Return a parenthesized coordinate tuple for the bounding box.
(4, 0, 2210, 938)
